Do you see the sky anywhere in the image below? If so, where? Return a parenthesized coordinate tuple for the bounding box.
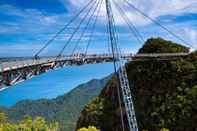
(0, 0, 197, 57)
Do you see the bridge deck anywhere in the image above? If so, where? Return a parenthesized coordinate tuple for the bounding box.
(0, 53, 189, 73)
(0, 53, 190, 89)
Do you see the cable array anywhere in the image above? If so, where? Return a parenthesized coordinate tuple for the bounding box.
(84, 0, 104, 56)
(34, 0, 96, 58)
(122, 0, 193, 48)
(71, 0, 104, 56)
(113, 0, 144, 45)
(56, 0, 100, 58)
(32, 1, 194, 131)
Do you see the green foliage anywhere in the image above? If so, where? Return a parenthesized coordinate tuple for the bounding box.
(77, 126, 100, 131)
(126, 59, 197, 130)
(77, 77, 126, 131)
(77, 38, 197, 131)
(138, 37, 189, 53)
(1, 123, 18, 131)
(0, 112, 59, 131)
(76, 97, 104, 128)
(84, 97, 104, 116)
(160, 128, 170, 131)
(0, 112, 7, 123)
(142, 128, 170, 131)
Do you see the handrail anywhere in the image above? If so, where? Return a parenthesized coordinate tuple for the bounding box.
(0, 53, 189, 73)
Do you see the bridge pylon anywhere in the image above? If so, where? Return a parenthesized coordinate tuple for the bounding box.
(104, 0, 138, 130)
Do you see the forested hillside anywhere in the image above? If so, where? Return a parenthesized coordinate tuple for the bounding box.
(77, 38, 197, 131)
(0, 76, 111, 131)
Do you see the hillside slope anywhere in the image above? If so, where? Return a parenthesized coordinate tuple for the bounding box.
(76, 38, 197, 131)
(0, 75, 111, 131)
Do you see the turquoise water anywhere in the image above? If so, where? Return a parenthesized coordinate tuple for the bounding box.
(0, 63, 114, 107)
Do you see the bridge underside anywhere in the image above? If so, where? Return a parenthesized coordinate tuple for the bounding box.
(0, 53, 189, 90)
(0, 57, 114, 89)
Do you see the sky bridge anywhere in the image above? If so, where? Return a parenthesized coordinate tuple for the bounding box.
(0, 52, 189, 89)
(0, 0, 195, 130)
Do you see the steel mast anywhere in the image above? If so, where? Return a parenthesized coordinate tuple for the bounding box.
(104, 0, 138, 130)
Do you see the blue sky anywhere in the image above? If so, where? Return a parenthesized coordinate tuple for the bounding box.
(0, 0, 197, 57)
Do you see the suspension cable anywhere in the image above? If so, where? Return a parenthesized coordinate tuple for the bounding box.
(113, 0, 144, 45)
(71, 0, 103, 56)
(84, 0, 104, 56)
(123, 0, 194, 48)
(34, 0, 95, 58)
(56, 0, 99, 58)
(106, 15, 111, 55)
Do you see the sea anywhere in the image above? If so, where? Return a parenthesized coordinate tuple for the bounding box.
(0, 63, 114, 107)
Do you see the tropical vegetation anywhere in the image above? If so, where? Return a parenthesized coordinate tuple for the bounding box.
(0, 112, 59, 131)
(77, 38, 197, 131)
(77, 126, 100, 131)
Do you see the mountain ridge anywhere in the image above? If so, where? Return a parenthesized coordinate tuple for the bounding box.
(0, 75, 112, 131)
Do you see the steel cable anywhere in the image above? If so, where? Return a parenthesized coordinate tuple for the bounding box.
(123, 0, 194, 48)
(34, 0, 96, 58)
(56, 0, 99, 58)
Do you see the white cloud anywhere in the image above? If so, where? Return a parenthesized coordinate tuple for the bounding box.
(65, 0, 197, 26)
(113, 0, 197, 27)
(0, 0, 196, 56)
(0, 43, 43, 57)
(183, 28, 197, 50)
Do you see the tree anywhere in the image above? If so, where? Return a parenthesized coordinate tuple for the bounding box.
(33, 117, 48, 130)
(77, 126, 100, 131)
(138, 37, 189, 53)
(0, 112, 7, 123)
(18, 116, 33, 130)
(160, 128, 170, 131)
(0, 112, 59, 131)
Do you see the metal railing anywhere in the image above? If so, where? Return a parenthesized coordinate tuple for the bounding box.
(0, 53, 189, 73)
